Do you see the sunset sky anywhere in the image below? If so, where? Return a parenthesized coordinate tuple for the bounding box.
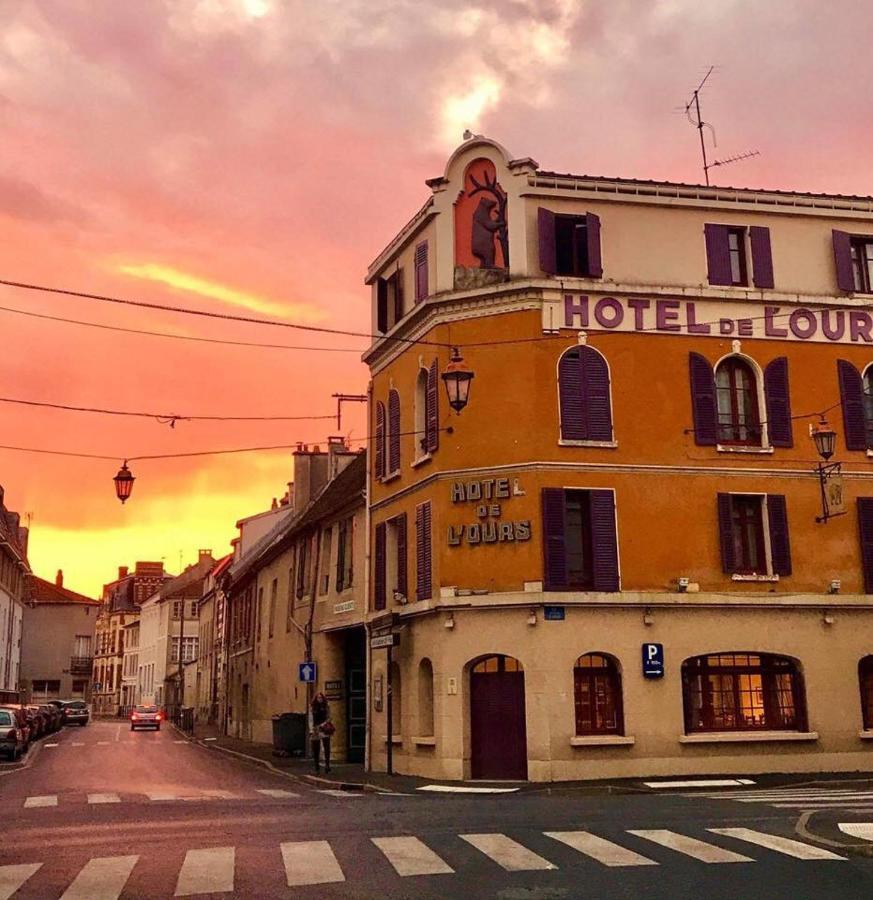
(2, 0, 871, 597)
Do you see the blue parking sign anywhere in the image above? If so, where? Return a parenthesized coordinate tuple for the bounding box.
(642, 643, 664, 678)
(298, 662, 317, 683)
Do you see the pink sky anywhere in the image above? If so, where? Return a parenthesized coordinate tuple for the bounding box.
(1, 0, 871, 596)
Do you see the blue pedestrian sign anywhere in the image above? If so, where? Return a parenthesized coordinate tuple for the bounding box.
(298, 662, 317, 683)
(642, 643, 664, 678)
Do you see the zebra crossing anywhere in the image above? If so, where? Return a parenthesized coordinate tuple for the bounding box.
(687, 785, 873, 810)
(0, 827, 845, 897)
(18, 787, 300, 808)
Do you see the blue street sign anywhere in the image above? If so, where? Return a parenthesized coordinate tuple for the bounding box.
(298, 662, 317, 683)
(642, 643, 664, 678)
(543, 606, 565, 621)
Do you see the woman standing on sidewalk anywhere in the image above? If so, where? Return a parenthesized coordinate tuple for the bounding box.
(310, 692, 334, 774)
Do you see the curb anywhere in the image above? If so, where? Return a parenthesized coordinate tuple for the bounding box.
(795, 811, 873, 857)
(0, 738, 42, 777)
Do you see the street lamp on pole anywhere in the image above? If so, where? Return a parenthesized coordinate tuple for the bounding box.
(441, 347, 475, 414)
(812, 418, 844, 524)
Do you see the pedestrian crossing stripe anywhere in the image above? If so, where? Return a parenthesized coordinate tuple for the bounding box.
(690, 787, 873, 810)
(838, 822, 873, 841)
(20, 789, 301, 807)
(0, 829, 845, 898)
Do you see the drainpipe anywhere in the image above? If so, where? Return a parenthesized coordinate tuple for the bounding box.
(364, 379, 373, 773)
(305, 526, 322, 752)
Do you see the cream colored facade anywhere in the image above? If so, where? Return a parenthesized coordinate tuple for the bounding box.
(363, 136, 873, 782)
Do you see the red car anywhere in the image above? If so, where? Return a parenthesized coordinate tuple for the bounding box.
(130, 706, 162, 731)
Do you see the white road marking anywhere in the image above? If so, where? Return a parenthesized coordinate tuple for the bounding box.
(146, 792, 178, 801)
(697, 789, 870, 799)
(87, 793, 121, 804)
(461, 834, 557, 871)
(114, 726, 120, 743)
(418, 784, 520, 793)
(60, 855, 138, 900)
(71, 742, 84, 747)
(545, 831, 658, 867)
(839, 823, 873, 841)
(97, 741, 110, 745)
(732, 792, 873, 802)
(175, 847, 235, 896)
(645, 778, 755, 789)
(174, 740, 188, 744)
(0, 863, 41, 900)
(281, 840, 345, 886)
(628, 830, 752, 863)
(708, 828, 845, 860)
(203, 737, 217, 741)
(24, 795, 58, 808)
(200, 789, 238, 799)
(317, 789, 363, 798)
(44, 742, 59, 748)
(256, 789, 299, 798)
(372, 836, 454, 876)
(771, 801, 873, 809)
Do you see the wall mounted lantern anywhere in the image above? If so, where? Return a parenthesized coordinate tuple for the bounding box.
(114, 461, 135, 504)
(811, 418, 844, 523)
(441, 347, 475, 413)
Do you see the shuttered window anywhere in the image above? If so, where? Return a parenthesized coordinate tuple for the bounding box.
(716, 493, 791, 576)
(763, 357, 793, 447)
(538, 209, 602, 277)
(426, 360, 439, 453)
(715, 357, 761, 446)
(414, 241, 428, 302)
(394, 513, 407, 601)
(374, 521, 387, 611)
(838, 359, 872, 451)
(833, 230, 873, 293)
(859, 656, 873, 730)
(558, 346, 613, 442)
(376, 271, 403, 331)
(705, 224, 774, 289)
(374, 401, 386, 479)
(387, 389, 401, 474)
(858, 498, 873, 594)
(415, 501, 433, 601)
(541, 488, 619, 592)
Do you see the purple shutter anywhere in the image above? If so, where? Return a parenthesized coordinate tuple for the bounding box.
(425, 359, 439, 453)
(750, 226, 774, 289)
(689, 352, 718, 445)
(394, 272, 404, 322)
(395, 513, 407, 600)
(582, 346, 612, 441)
(377, 279, 388, 332)
(541, 488, 568, 591)
(838, 359, 867, 450)
(414, 242, 428, 303)
(833, 230, 855, 292)
(586, 212, 603, 278)
(538, 208, 557, 275)
(858, 498, 873, 594)
(374, 522, 386, 610)
(388, 389, 400, 473)
(559, 349, 586, 440)
(415, 502, 432, 601)
(590, 490, 619, 592)
(374, 401, 386, 479)
(764, 357, 793, 448)
(767, 494, 792, 576)
(704, 223, 732, 286)
(717, 493, 736, 574)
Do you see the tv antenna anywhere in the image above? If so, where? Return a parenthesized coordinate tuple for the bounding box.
(684, 66, 759, 185)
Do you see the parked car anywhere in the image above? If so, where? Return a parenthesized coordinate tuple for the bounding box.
(25, 706, 48, 739)
(40, 704, 62, 733)
(130, 705, 162, 731)
(61, 700, 89, 727)
(0, 708, 27, 760)
(0, 705, 35, 746)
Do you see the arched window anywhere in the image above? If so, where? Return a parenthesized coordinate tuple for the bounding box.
(390, 660, 402, 738)
(418, 658, 434, 737)
(863, 368, 873, 450)
(558, 346, 613, 442)
(860, 656, 873, 730)
(715, 357, 761, 445)
(375, 400, 386, 480)
(574, 653, 623, 735)
(472, 655, 523, 674)
(682, 653, 806, 733)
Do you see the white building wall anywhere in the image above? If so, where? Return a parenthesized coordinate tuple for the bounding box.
(137, 594, 160, 706)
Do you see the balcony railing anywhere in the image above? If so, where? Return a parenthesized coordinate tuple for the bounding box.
(70, 657, 94, 676)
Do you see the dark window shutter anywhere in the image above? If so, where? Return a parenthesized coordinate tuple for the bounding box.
(335, 522, 345, 592)
(425, 360, 439, 453)
(415, 502, 432, 601)
(589, 490, 619, 592)
(388, 389, 400, 473)
(394, 272, 404, 322)
(838, 359, 867, 450)
(374, 401, 385, 479)
(767, 494, 792, 576)
(582, 346, 612, 441)
(374, 522, 386, 610)
(858, 498, 873, 594)
(559, 349, 586, 440)
(704, 224, 732, 286)
(538, 208, 557, 275)
(585, 213, 602, 278)
(377, 279, 388, 333)
(717, 493, 736, 574)
(689, 352, 718, 445)
(764, 357, 793, 448)
(414, 242, 428, 303)
(541, 488, 568, 591)
(750, 226, 774, 289)
(395, 513, 407, 600)
(833, 230, 855, 292)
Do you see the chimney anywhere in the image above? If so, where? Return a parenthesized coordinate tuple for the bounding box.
(198, 549, 212, 562)
(56, 569, 63, 588)
(292, 446, 329, 513)
(118, 566, 129, 580)
(327, 435, 352, 479)
(17, 525, 28, 557)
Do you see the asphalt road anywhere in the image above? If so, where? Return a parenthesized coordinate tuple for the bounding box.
(2, 721, 873, 898)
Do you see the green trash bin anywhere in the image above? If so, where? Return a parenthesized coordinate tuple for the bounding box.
(272, 712, 307, 756)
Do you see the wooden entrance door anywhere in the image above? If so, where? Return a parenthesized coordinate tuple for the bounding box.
(470, 655, 528, 780)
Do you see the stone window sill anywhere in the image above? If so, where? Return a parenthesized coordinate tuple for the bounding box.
(731, 573, 779, 583)
(570, 735, 635, 747)
(679, 731, 819, 744)
(381, 735, 403, 746)
(381, 472, 400, 484)
(412, 735, 436, 746)
(716, 445, 774, 455)
(411, 454, 432, 469)
(859, 730, 873, 740)
(559, 439, 618, 449)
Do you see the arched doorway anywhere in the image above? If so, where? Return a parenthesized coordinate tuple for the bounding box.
(470, 655, 528, 780)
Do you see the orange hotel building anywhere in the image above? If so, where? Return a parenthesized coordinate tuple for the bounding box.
(362, 136, 873, 782)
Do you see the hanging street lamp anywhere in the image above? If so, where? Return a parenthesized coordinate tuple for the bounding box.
(811, 418, 844, 523)
(114, 461, 135, 504)
(441, 347, 475, 414)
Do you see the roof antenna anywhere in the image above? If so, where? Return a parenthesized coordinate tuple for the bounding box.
(683, 67, 759, 186)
